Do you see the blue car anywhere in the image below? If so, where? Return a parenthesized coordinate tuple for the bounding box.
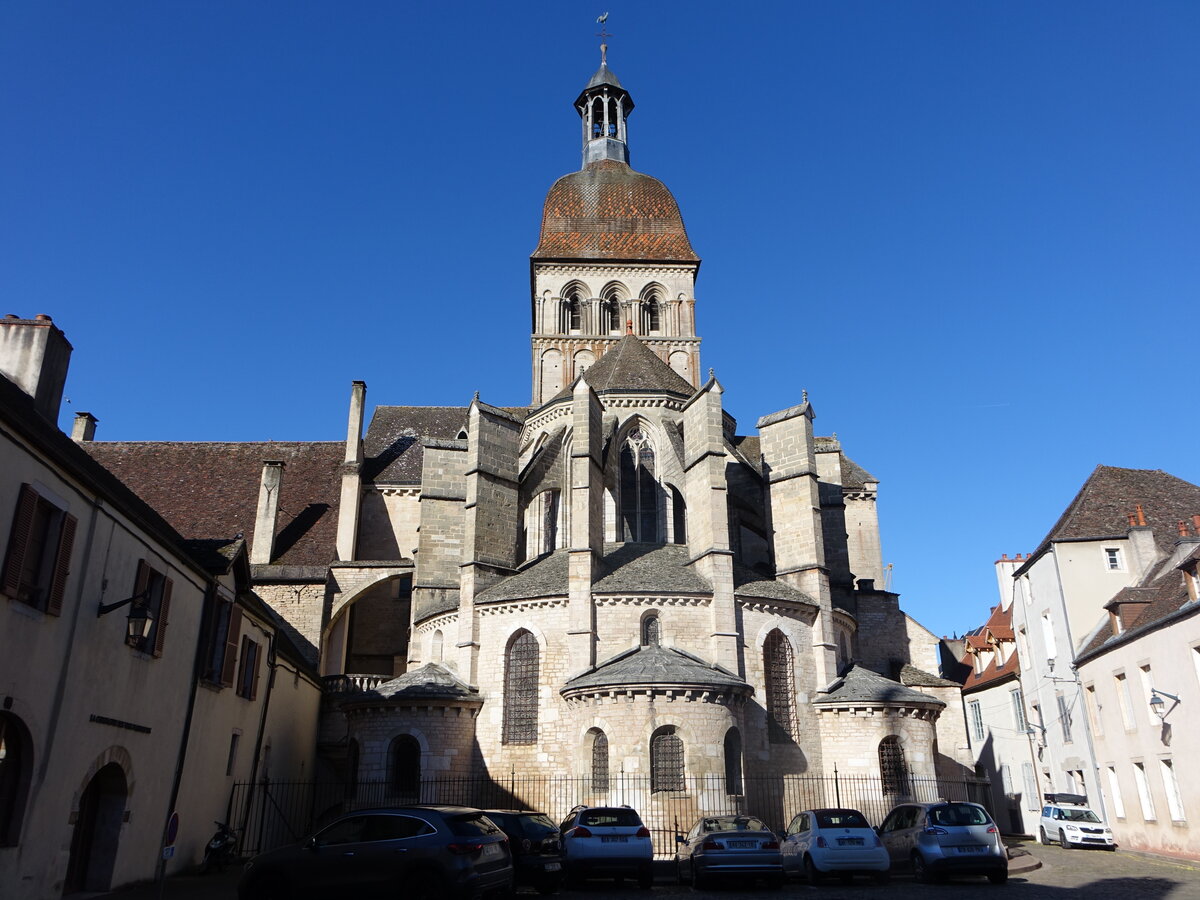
(675, 815, 783, 889)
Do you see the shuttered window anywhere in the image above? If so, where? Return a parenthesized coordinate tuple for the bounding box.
(2, 484, 76, 615)
(236, 636, 261, 700)
(502, 630, 539, 743)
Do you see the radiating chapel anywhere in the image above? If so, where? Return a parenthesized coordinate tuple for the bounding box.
(82, 50, 969, 799)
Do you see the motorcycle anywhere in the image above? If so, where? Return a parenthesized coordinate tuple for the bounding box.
(201, 820, 238, 873)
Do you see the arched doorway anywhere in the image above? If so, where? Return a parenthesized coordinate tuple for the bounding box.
(64, 763, 128, 893)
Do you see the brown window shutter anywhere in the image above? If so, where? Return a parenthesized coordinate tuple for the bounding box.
(47, 512, 77, 616)
(152, 577, 172, 657)
(2, 484, 38, 597)
(250, 640, 262, 700)
(134, 559, 150, 596)
(221, 607, 243, 686)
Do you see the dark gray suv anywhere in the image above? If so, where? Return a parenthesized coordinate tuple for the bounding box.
(238, 806, 513, 900)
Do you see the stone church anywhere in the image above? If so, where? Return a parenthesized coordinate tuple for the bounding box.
(82, 51, 969, 808)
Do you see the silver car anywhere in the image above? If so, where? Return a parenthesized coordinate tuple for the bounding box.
(877, 801, 1007, 884)
(674, 815, 783, 889)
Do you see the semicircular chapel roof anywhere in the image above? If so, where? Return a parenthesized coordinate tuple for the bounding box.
(532, 159, 699, 263)
(561, 643, 750, 696)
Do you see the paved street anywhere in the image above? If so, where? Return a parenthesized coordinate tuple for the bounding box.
(101, 842, 1200, 900)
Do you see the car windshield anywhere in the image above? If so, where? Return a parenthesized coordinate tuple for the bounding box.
(929, 804, 990, 827)
(702, 817, 769, 833)
(1060, 808, 1101, 823)
(449, 814, 503, 837)
(580, 808, 642, 828)
(815, 811, 869, 829)
(518, 814, 559, 835)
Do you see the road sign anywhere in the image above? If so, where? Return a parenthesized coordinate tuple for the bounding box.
(165, 811, 180, 848)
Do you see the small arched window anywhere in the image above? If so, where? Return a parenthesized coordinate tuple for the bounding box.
(619, 429, 658, 542)
(590, 729, 610, 793)
(642, 293, 662, 334)
(388, 735, 421, 798)
(764, 630, 796, 743)
(651, 726, 684, 792)
(0, 713, 32, 846)
(641, 613, 660, 646)
(879, 736, 909, 795)
(569, 298, 582, 333)
(503, 630, 539, 744)
(723, 728, 743, 795)
(431, 630, 443, 662)
(606, 299, 622, 333)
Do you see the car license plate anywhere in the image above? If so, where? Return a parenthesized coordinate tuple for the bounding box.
(728, 841, 756, 849)
(545, 862, 561, 871)
(837, 838, 864, 846)
(481, 842, 502, 859)
(956, 846, 985, 854)
(601, 836, 628, 843)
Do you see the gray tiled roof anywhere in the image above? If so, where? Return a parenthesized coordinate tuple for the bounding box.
(354, 662, 480, 702)
(476, 543, 713, 603)
(562, 643, 750, 693)
(814, 665, 945, 708)
(364, 405, 529, 483)
(841, 456, 876, 489)
(898, 664, 959, 688)
(733, 563, 816, 605)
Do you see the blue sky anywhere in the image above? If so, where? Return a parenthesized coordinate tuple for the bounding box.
(2, 2, 1197, 642)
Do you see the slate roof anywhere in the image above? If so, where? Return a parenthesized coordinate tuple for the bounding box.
(840, 456, 876, 489)
(345, 662, 480, 705)
(1026, 466, 1200, 563)
(562, 643, 750, 694)
(814, 665, 945, 708)
(581, 61, 626, 94)
(363, 405, 529, 484)
(547, 336, 695, 405)
(532, 159, 699, 263)
(476, 542, 712, 603)
(732, 563, 816, 605)
(1075, 563, 1197, 663)
(83, 441, 343, 567)
(898, 664, 960, 688)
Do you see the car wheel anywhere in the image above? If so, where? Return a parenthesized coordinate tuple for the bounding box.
(408, 868, 448, 900)
(912, 852, 933, 884)
(1059, 830, 1072, 850)
(803, 855, 823, 886)
(1039, 827, 1049, 845)
(638, 865, 653, 890)
(988, 870, 1009, 885)
(676, 859, 688, 886)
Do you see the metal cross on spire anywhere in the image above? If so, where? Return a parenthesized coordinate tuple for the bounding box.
(595, 11, 612, 64)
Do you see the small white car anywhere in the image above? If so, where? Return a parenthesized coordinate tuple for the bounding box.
(781, 808, 889, 884)
(1039, 794, 1116, 850)
(559, 805, 654, 887)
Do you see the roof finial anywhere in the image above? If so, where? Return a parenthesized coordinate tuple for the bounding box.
(708, 367, 714, 380)
(802, 389, 809, 403)
(473, 390, 480, 402)
(596, 12, 611, 65)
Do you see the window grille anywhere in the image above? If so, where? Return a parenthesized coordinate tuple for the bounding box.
(764, 630, 796, 743)
(388, 736, 421, 797)
(503, 630, 539, 744)
(642, 614, 660, 646)
(591, 730, 609, 793)
(651, 727, 684, 792)
(879, 736, 909, 795)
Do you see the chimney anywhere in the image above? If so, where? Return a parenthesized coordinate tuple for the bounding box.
(1136, 504, 1147, 527)
(335, 381, 367, 561)
(1193, 515, 1200, 535)
(0, 314, 73, 422)
(71, 412, 98, 441)
(250, 460, 285, 565)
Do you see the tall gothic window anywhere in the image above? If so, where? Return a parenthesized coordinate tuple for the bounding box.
(670, 486, 687, 544)
(641, 613, 660, 646)
(764, 630, 796, 743)
(723, 728, 743, 796)
(503, 630, 539, 744)
(643, 295, 662, 333)
(388, 735, 421, 798)
(569, 298, 582, 332)
(541, 490, 560, 555)
(590, 729, 610, 792)
(620, 430, 658, 542)
(879, 736, 909, 795)
(650, 726, 684, 792)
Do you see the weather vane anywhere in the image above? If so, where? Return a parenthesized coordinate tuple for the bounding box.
(596, 12, 612, 64)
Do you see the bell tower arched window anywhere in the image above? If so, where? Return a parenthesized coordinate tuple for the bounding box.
(764, 630, 796, 743)
(503, 630, 539, 744)
(619, 429, 658, 542)
(641, 289, 663, 334)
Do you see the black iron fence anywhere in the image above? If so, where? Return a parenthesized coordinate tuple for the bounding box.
(228, 771, 990, 859)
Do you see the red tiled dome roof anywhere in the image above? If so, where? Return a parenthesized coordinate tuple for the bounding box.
(532, 159, 698, 263)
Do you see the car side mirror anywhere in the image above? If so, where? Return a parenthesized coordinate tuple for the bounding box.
(306, 836, 319, 852)
(675, 835, 685, 844)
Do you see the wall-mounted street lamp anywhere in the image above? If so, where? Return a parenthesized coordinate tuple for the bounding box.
(1149, 688, 1181, 721)
(97, 588, 154, 641)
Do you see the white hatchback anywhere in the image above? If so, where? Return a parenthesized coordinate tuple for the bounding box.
(559, 805, 654, 887)
(1039, 794, 1116, 850)
(781, 808, 889, 884)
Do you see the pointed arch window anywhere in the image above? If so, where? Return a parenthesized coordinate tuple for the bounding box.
(651, 726, 684, 792)
(605, 298, 622, 333)
(590, 729, 610, 792)
(642, 294, 662, 334)
(670, 486, 687, 544)
(388, 735, 421, 798)
(764, 630, 796, 743)
(723, 728, 743, 796)
(879, 736, 909, 795)
(641, 613, 660, 646)
(431, 629, 443, 662)
(620, 429, 658, 542)
(503, 630, 539, 744)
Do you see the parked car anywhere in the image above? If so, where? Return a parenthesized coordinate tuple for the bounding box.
(674, 814, 783, 889)
(780, 808, 888, 884)
(237, 805, 513, 900)
(558, 804, 654, 887)
(877, 800, 1007, 884)
(482, 809, 565, 893)
(1038, 793, 1116, 850)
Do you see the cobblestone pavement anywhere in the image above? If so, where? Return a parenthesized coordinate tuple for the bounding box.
(101, 842, 1200, 900)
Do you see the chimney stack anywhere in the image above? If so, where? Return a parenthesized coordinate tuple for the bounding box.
(0, 314, 73, 423)
(1136, 504, 1147, 527)
(250, 460, 285, 565)
(71, 412, 98, 441)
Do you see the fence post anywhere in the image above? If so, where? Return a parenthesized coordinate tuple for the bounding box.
(833, 763, 841, 807)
